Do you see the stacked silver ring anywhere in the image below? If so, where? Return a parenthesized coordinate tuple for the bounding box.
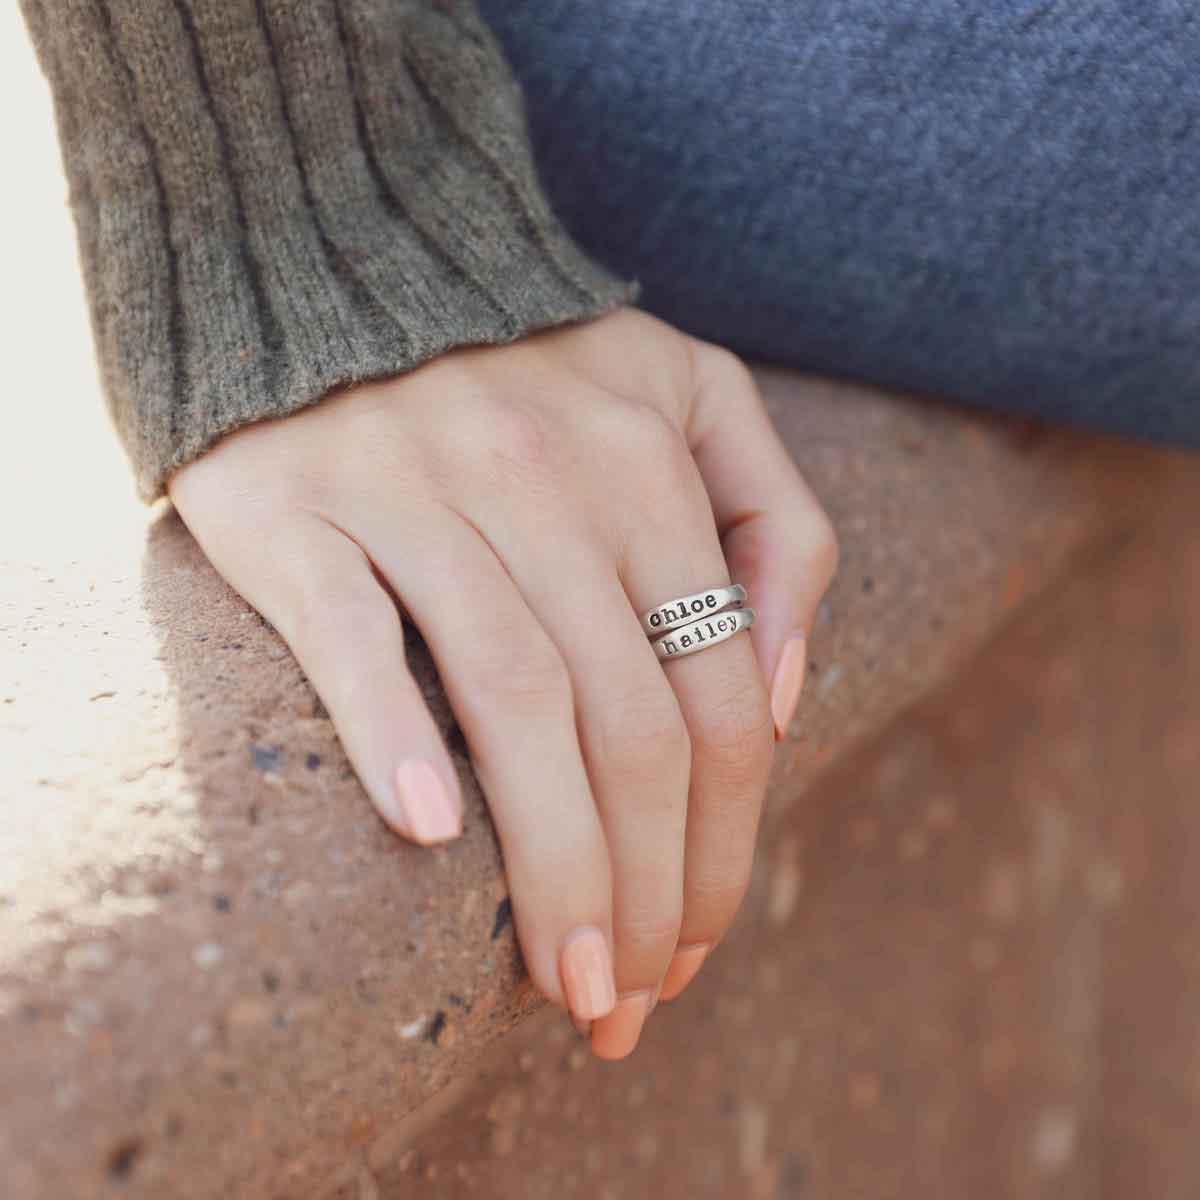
(639, 583, 755, 662)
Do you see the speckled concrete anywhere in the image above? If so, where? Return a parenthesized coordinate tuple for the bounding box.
(0, 369, 1167, 1199)
(366, 456, 1200, 1200)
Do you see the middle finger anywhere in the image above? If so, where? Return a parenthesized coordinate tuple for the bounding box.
(447, 506, 693, 1059)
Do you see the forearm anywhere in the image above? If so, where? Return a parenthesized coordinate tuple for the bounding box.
(20, 0, 635, 501)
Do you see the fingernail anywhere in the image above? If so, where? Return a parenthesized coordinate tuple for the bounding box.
(560, 927, 617, 1021)
(659, 943, 711, 1002)
(770, 633, 808, 742)
(392, 759, 462, 844)
(590, 990, 651, 1061)
(571, 1013, 593, 1039)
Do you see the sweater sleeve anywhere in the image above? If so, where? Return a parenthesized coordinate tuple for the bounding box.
(20, 0, 638, 502)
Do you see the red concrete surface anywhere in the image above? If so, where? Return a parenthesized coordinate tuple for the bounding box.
(373, 456, 1200, 1200)
(3, 367, 1158, 1200)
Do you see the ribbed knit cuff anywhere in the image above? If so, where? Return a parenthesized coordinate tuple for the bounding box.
(22, 0, 638, 502)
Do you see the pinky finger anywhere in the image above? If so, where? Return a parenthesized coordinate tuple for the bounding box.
(242, 513, 464, 845)
(685, 343, 839, 740)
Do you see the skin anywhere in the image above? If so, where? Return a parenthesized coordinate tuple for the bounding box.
(167, 307, 838, 1057)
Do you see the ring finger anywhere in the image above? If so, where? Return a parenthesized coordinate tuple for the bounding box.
(615, 427, 776, 1011)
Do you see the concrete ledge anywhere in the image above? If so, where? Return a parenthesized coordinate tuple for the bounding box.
(0, 368, 1165, 1199)
(369, 455, 1200, 1200)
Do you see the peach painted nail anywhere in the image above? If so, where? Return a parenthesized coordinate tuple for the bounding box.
(770, 633, 808, 741)
(659, 943, 711, 1002)
(591, 990, 651, 1060)
(392, 759, 462, 844)
(560, 927, 617, 1021)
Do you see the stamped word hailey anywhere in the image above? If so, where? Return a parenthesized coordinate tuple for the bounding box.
(653, 607, 754, 661)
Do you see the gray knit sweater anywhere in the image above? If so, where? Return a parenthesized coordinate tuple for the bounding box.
(20, 0, 637, 502)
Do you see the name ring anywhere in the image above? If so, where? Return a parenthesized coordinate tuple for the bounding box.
(639, 583, 755, 662)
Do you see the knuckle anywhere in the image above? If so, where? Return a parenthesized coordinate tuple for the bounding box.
(593, 683, 691, 787)
(474, 398, 557, 483)
(464, 628, 573, 713)
(687, 870, 752, 934)
(600, 398, 694, 477)
(628, 414, 706, 516)
(621, 399, 688, 459)
(617, 904, 685, 961)
(690, 677, 774, 787)
(279, 550, 387, 649)
(271, 553, 402, 713)
(655, 437, 705, 504)
(584, 396, 708, 538)
(702, 342, 755, 388)
(808, 509, 841, 583)
(693, 341, 759, 404)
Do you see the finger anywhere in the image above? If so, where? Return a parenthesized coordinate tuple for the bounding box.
(344, 499, 618, 1025)
(206, 511, 464, 845)
(685, 343, 840, 741)
(442, 496, 690, 1060)
(614, 410, 776, 1009)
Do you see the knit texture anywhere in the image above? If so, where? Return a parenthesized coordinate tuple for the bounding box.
(20, 0, 638, 502)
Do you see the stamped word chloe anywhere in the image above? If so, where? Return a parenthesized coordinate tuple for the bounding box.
(641, 583, 748, 638)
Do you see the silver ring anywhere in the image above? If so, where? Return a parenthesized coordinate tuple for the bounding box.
(640, 583, 748, 638)
(652, 606, 756, 662)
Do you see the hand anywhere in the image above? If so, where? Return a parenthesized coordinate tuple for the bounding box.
(167, 308, 837, 1058)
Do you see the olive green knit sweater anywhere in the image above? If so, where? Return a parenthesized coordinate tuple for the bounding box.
(20, 0, 637, 502)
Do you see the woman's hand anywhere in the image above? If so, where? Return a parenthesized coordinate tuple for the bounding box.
(167, 308, 837, 1059)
